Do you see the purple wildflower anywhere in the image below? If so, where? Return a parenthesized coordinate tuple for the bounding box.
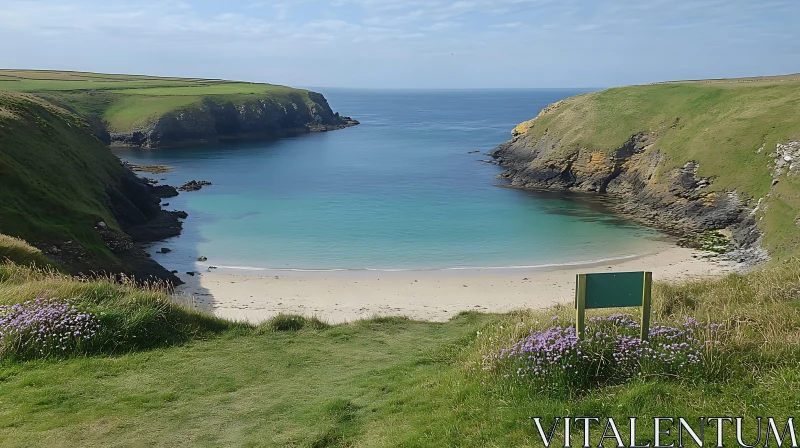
(489, 314, 723, 392)
(0, 297, 100, 359)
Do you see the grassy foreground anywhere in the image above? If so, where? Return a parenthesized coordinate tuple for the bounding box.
(0, 253, 798, 446)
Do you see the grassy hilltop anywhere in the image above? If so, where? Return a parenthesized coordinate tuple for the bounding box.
(494, 74, 800, 259)
(510, 76, 800, 195)
(0, 70, 353, 148)
(0, 70, 323, 132)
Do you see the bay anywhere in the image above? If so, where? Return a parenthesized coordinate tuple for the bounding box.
(114, 89, 667, 273)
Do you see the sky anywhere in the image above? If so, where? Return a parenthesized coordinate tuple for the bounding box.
(1, 0, 798, 88)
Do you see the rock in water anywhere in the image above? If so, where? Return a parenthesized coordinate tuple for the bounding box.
(178, 180, 213, 191)
(160, 247, 172, 253)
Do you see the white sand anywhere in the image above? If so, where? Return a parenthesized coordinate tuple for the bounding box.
(173, 246, 735, 324)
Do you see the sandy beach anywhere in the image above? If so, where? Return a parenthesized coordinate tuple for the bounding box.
(173, 245, 736, 324)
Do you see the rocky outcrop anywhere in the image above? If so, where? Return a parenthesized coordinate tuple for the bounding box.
(102, 169, 209, 284)
(178, 180, 212, 192)
(102, 169, 186, 283)
(491, 129, 766, 264)
(37, 167, 186, 284)
(109, 93, 357, 148)
(307, 116, 360, 132)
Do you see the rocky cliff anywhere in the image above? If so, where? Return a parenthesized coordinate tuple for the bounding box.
(492, 131, 761, 260)
(491, 79, 800, 263)
(108, 92, 358, 148)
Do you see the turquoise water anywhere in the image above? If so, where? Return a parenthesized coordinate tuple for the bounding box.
(114, 89, 667, 273)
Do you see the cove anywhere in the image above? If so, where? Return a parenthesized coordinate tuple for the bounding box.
(113, 88, 668, 274)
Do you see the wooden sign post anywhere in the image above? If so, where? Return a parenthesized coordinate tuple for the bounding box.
(574, 271, 653, 340)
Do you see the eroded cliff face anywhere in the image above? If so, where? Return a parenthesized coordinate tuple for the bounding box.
(102, 169, 186, 283)
(491, 129, 763, 262)
(42, 172, 186, 284)
(110, 92, 358, 148)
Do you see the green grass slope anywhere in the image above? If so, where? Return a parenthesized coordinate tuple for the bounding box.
(0, 92, 127, 265)
(510, 75, 800, 256)
(0, 70, 330, 133)
(0, 92, 175, 279)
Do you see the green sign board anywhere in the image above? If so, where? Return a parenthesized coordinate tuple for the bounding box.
(574, 271, 652, 340)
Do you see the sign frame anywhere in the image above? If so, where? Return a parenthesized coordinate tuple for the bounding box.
(574, 271, 652, 340)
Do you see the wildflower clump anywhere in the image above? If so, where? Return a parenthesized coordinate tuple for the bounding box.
(0, 297, 100, 360)
(485, 314, 723, 393)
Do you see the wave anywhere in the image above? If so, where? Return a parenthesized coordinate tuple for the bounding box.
(195, 251, 656, 274)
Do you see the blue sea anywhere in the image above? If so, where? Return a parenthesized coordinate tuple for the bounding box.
(113, 89, 668, 274)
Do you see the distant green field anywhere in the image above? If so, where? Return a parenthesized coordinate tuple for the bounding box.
(0, 69, 228, 90)
(514, 76, 800, 257)
(0, 234, 56, 269)
(91, 94, 202, 131)
(120, 84, 302, 96)
(0, 70, 314, 132)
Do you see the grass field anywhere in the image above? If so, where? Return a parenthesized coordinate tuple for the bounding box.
(513, 76, 800, 257)
(0, 70, 316, 132)
(0, 257, 798, 446)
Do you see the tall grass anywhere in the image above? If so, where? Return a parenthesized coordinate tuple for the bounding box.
(653, 259, 800, 370)
(0, 262, 247, 359)
(0, 234, 56, 270)
(257, 313, 330, 333)
(470, 260, 800, 396)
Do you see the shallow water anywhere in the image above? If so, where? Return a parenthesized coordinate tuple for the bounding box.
(114, 89, 667, 274)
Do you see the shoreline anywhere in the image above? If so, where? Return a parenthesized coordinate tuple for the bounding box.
(189, 250, 666, 276)
(174, 245, 737, 324)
